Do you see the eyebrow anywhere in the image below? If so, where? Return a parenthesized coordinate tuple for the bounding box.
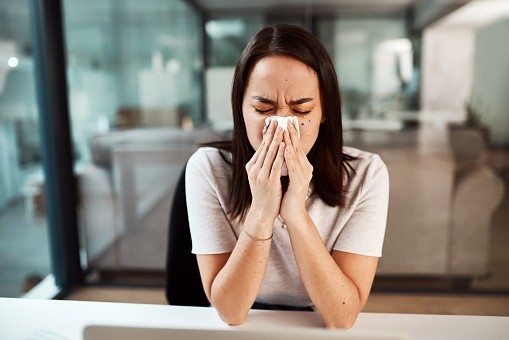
(251, 96, 314, 105)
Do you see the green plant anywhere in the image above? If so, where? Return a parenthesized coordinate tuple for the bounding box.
(464, 98, 483, 128)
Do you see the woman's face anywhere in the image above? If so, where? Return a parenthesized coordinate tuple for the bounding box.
(242, 55, 323, 154)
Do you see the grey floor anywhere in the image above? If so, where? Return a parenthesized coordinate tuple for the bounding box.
(0, 199, 50, 297)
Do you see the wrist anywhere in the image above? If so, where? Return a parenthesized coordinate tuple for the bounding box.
(243, 207, 276, 238)
(280, 206, 310, 230)
(246, 204, 278, 226)
(280, 200, 307, 220)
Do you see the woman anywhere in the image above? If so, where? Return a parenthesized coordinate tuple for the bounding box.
(186, 24, 389, 329)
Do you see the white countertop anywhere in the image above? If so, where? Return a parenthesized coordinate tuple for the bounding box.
(0, 297, 508, 340)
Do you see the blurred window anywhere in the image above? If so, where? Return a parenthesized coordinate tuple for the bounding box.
(62, 0, 208, 282)
(318, 17, 419, 120)
(0, 0, 51, 297)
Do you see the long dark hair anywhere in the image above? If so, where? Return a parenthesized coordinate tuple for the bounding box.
(205, 24, 355, 221)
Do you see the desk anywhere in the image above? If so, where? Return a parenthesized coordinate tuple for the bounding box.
(1, 297, 508, 339)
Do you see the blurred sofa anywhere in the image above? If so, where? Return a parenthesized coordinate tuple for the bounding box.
(78, 127, 225, 269)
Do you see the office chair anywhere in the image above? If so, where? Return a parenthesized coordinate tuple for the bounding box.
(165, 164, 209, 306)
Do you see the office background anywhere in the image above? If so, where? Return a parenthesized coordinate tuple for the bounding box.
(0, 0, 508, 314)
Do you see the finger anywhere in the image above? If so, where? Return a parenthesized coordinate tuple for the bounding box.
(283, 129, 292, 148)
(247, 120, 275, 171)
(283, 129, 302, 169)
(283, 129, 299, 173)
(255, 119, 277, 168)
(248, 140, 266, 167)
(283, 136, 302, 178)
(288, 120, 301, 152)
(262, 118, 278, 143)
(286, 133, 312, 185)
(260, 124, 284, 176)
(287, 121, 312, 173)
(270, 142, 286, 178)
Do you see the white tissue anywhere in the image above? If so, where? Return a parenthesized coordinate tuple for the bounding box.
(262, 116, 300, 176)
(263, 116, 300, 138)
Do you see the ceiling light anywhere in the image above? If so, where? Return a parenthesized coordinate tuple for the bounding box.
(8, 57, 18, 68)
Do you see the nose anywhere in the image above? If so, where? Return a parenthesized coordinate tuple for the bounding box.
(276, 106, 292, 117)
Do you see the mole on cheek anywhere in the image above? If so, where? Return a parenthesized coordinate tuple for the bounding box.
(301, 122, 304, 126)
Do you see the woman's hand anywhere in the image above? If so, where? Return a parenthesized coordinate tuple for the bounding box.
(245, 119, 286, 228)
(197, 120, 285, 325)
(280, 120, 313, 226)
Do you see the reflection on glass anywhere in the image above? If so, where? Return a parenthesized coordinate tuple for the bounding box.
(0, 0, 51, 297)
(322, 18, 419, 121)
(206, 17, 266, 67)
(62, 0, 214, 280)
(57, 0, 508, 294)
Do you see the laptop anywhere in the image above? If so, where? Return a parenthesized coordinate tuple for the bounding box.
(83, 325, 409, 340)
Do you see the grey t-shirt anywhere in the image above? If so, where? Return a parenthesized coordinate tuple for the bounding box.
(186, 146, 389, 307)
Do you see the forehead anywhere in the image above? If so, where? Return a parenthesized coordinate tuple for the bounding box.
(246, 55, 320, 94)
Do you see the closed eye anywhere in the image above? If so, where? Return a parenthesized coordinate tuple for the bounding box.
(255, 108, 274, 114)
(293, 109, 311, 114)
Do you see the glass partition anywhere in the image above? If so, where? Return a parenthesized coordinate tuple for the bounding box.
(318, 17, 419, 121)
(204, 12, 509, 294)
(62, 0, 211, 282)
(319, 14, 508, 294)
(0, 0, 51, 297)
(56, 0, 508, 295)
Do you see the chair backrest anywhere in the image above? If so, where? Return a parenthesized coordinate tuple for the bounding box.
(165, 164, 209, 306)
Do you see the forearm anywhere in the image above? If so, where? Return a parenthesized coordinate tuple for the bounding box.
(208, 120, 284, 325)
(210, 215, 272, 325)
(287, 216, 362, 329)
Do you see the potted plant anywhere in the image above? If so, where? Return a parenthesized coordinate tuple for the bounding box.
(449, 98, 489, 167)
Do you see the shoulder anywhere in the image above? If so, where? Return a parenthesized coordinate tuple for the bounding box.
(344, 146, 386, 171)
(343, 146, 389, 188)
(187, 147, 232, 177)
(188, 146, 231, 165)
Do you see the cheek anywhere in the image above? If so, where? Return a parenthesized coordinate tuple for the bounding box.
(298, 117, 321, 151)
(243, 113, 266, 149)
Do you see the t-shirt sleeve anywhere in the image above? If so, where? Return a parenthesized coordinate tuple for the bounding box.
(185, 148, 237, 254)
(333, 154, 389, 257)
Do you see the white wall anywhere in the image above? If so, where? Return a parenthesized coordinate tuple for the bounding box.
(205, 67, 235, 131)
(472, 19, 509, 146)
(334, 19, 406, 94)
(420, 0, 509, 145)
(420, 27, 475, 112)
